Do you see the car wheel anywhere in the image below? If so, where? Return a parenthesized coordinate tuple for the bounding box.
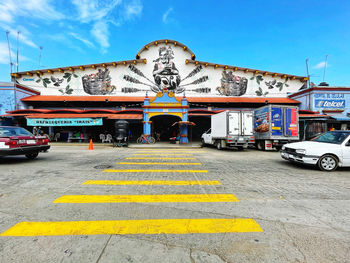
(318, 154, 338, 171)
(216, 141, 222, 150)
(236, 146, 244, 151)
(201, 139, 205, 147)
(257, 141, 265, 151)
(25, 152, 39, 159)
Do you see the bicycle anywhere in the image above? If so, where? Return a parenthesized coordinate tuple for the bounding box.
(136, 134, 155, 144)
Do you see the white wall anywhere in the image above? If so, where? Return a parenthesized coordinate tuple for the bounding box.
(16, 43, 305, 97)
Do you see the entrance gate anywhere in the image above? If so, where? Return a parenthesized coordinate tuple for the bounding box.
(143, 88, 189, 144)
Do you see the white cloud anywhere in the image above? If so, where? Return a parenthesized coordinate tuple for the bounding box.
(313, 61, 330, 69)
(72, 0, 122, 23)
(124, 0, 143, 20)
(91, 21, 109, 53)
(0, 24, 38, 48)
(48, 34, 84, 53)
(162, 7, 173, 23)
(0, 0, 65, 24)
(69, 32, 95, 49)
(0, 42, 29, 65)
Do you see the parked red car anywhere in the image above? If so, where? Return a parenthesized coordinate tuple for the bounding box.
(0, 126, 50, 159)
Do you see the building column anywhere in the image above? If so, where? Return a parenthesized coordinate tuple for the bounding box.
(180, 124, 188, 144)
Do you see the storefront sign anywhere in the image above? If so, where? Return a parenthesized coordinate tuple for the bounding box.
(314, 93, 346, 109)
(314, 99, 345, 109)
(27, 118, 103, 126)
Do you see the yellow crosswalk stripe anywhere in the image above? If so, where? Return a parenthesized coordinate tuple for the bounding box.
(53, 194, 239, 203)
(136, 151, 206, 153)
(82, 180, 221, 186)
(117, 162, 202, 165)
(103, 169, 208, 173)
(132, 154, 194, 156)
(0, 218, 263, 236)
(126, 157, 196, 160)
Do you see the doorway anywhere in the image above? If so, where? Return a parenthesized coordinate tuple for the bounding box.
(150, 115, 181, 141)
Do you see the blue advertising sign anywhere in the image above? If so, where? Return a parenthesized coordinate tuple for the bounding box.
(314, 99, 345, 109)
(254, 107, 269, 133)
(27, 118, 103, 126)
(271, 107, 282, 136)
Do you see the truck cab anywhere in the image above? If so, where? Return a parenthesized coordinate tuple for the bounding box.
(201, 128, 213, 145)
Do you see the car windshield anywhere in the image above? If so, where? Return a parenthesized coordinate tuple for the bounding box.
(0, 127, 33, 137)
(312, 131, 350, 144)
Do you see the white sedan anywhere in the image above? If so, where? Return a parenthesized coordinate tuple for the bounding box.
(281, 131, 350, 171)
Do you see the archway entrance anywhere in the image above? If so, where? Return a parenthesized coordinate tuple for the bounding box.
(151, 115, 181, 141)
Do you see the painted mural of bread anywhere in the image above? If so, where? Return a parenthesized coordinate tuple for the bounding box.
(255, 123, 269, 133)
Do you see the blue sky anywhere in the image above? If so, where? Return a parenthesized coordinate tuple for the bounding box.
(0, 0, 349, 86)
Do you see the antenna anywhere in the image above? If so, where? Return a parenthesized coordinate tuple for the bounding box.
(305, 58, 310, 89)
(6, 30, 13, 74)
(38, 46, 43, 68)
(16, 31, 20, 73)
(322, 54, 328, 82)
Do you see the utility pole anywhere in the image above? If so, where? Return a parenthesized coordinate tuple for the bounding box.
(306, 58, 311, 110)
(38, 46, 43, 68)
(16, 31, 20, 73)
(6, 30, 13, 74)
(322, 55, 328, 82)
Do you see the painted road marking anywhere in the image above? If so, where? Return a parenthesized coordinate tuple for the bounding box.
(103, 169, 208, 173)
(0, 218, 263, 236)
(132, 154, 194, 156)
(136, 151, 206, 153)
(53, 194, 239, 203)
(117, 162, 202, 165)
(126, 157, 196, 160)
(82, 180, 221, 186)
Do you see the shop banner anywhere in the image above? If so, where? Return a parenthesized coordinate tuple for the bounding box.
(27, 118, 103, 126)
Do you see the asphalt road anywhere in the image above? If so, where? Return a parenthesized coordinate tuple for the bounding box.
(0, 145, 349, 263)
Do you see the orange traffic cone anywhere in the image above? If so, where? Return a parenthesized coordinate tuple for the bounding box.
(88, 139, 94, 150)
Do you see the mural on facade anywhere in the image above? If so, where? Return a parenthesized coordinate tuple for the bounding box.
(216, 70, 248, 96)
(17, 41, 306, 97)
(82, 68, 116, 95)
(123, 46, 209, 94)
(250, 74, 290, 96)
(36, 72, 78, 95)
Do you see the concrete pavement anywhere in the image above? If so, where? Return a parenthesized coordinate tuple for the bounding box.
(0, 146, 349, 262)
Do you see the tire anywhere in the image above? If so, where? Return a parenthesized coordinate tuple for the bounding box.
(25, 152, 38, 159)
(257, 141, 265, 151)
(275, 146, 282, 151)
(148, 137, 156, 144)
(136, 137, 143, 144)
(216, 141, 222, 150)
(236, 146, 244, 151)
(201, 139, 205, 147)
(318, 155, 338, 171)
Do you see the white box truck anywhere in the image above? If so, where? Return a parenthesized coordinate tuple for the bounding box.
(201, 110, 254, 150)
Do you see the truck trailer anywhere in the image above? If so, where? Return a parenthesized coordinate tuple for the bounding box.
(201, 110, 254, 150)
(254, 105, 299, 151)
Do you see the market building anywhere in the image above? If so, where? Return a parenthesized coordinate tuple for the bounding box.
(289, 84, 350, 140)
(0, 82, 39, 126)
(3, 39, 307, 143)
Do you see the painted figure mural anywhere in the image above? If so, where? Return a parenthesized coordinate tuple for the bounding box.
(82, 68, 116, 95)
(216, 70, 248, 96)
(152, 46, 181, 92)
(123, 46, 209, 94)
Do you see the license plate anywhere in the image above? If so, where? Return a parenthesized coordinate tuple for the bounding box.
(27, 140, 36, 144)
(18, 140, 26, 144)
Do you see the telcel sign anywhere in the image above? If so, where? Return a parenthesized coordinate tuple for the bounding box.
(314, 93, 346, 109)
